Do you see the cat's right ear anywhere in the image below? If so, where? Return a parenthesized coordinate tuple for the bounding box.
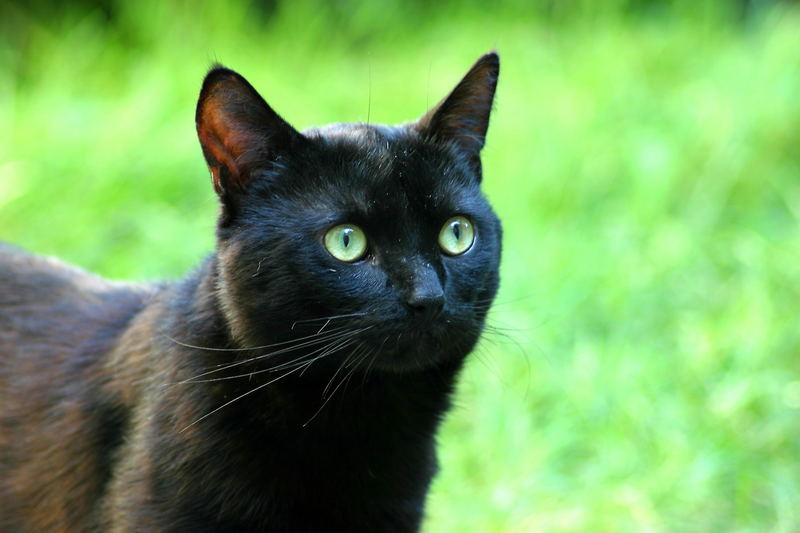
(196, 66, 301, 203)
(414, 52, 499, 177)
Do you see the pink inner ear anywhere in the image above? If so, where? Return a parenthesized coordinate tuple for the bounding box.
(196, 68, 300, 197)
(197, 99, 259, 193)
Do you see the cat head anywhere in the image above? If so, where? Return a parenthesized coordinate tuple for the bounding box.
(195, 53, 501, 373)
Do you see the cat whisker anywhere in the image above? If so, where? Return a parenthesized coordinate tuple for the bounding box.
(165, 323, 350, 353)
(321, 341, 365, 399)
(290, 312, 366, 330)
(298, 334, 359, 378)
(303, 344, 373, 427)
(362, 347, 381, 386)
(168, 310, 370, 356)
(181, 329, 352, 381)
(353, 335, 386, 389)
(342, 346, 373, 390)
(180, 335, 363, 431)
(295, 337, 360, 380)
(491, 294, 537, 306)
(297, 335, 362, 378)
(239, 326, 371, 367)
(175, 326, 372, 384)
(251, 257, 266, 278)
(181, 362, 305, 433)
(177, 347, 332, 384)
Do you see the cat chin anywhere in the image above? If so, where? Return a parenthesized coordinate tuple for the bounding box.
(362, 352, 460, 374)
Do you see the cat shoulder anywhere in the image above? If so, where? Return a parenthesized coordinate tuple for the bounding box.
(0, 242, 156, 309)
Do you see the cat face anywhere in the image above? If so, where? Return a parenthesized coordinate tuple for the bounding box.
(197, 54, 501, 372)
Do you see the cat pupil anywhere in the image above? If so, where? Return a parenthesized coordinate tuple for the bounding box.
(453, 223, 461, 240)
(343, 231, 351, 247)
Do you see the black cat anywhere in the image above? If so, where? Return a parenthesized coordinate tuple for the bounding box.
(0, 52, 501, 532)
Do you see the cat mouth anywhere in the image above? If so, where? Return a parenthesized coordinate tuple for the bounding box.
(348, 318, 475, 372)
(278, 312, 478, 373)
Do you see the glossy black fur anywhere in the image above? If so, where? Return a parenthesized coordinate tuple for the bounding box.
(0, 53, 501, 532)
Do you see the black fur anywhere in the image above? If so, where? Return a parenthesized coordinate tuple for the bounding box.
(0, 52, 501, 532)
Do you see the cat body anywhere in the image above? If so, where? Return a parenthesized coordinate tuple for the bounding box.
(0, 53, 501, 532)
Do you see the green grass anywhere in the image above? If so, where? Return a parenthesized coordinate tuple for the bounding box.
(2, 1, 800, 531)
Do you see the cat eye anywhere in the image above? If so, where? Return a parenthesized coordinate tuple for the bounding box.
(324, 224, 368, 262)
(438, 216, 475, 256)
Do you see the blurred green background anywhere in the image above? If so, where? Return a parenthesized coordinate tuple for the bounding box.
(2, 0, 800, 531)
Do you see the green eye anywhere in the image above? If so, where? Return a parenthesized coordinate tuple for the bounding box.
(439, 216, 475, 256)
(324, 224, 367, 262)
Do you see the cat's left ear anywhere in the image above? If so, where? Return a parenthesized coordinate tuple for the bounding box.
(196, 66, 302, 203)
(415, 52, 499, 176)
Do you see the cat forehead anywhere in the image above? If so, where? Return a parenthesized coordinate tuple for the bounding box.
(304, 122, 396, 142)
(295, 122, 473, 207)
(303, 122, 406, 164)
(302, 122, 468, 179)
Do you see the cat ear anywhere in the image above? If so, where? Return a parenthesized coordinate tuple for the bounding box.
(415, 52, 499, 173)
(196, 66, 301, 198)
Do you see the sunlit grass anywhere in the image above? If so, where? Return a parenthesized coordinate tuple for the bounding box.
(2, 1, 799, 531)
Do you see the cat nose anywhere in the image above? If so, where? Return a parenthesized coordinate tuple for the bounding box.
(405, 276, 445, 316)
(406, 288, 445, 316)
